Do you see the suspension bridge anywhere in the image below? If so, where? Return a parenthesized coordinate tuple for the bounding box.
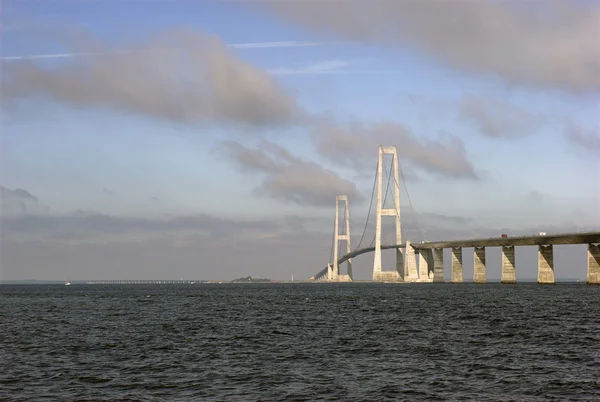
(310, 146, 600, 284)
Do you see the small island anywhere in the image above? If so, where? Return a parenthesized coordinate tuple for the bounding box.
(230, 276, 271, 283)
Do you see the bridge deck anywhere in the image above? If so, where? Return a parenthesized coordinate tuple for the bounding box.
(411, 232, 600, 249)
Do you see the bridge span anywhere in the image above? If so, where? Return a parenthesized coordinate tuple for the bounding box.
(311, 146, 600, 285)
(312, 232, 600, 283)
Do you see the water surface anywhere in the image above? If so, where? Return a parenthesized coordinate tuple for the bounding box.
(1, 283, 599, 401)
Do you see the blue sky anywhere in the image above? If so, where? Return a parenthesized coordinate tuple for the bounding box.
(1, 0, 599, 281)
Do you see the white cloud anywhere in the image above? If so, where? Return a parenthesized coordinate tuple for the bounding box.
(261, 0, 600, 93)
(459, 93, 545, 138)
(220, 140, 364, 206)
(312, 121, 478, 179)
(2, 30, 301, 126)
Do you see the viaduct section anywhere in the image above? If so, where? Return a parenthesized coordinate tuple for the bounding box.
(310, 145, 600, 285)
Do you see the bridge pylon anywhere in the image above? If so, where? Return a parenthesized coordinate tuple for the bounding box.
(373, 146, 414, 282)
(329, 195, 352, 282)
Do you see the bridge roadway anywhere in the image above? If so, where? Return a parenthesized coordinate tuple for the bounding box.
(412, 232, 600, 249)
(313, 231, 600, 280)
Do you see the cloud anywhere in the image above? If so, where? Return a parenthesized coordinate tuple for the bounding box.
(459, 93, 544, 138)
(0, 211, 335, 280)
(420, 212, 472, 226)
(285, 215, 309, 232)
(1, 186, 38, 202)
(220, 140, 363, 206)
(2, 211, 287, 245)
(260, 0, 600, 93)
(0, 186, 42, 216)
(1, 27, 481, 200)
(1, 29, 301, 126)
(566, 124, 600, 152)
(415, 93, 598, 159)
(528, 190, 544, 201)
(312, 121, 478, 179)
(1, 230, 335, 281)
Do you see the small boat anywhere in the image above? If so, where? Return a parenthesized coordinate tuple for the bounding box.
(65, 282, 71, 286)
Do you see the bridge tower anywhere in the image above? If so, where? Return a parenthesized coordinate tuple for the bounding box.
(373, 146, 408, 282)
(329, 195, 352, 282)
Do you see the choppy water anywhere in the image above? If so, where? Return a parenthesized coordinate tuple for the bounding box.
(1, 283, 599, 401)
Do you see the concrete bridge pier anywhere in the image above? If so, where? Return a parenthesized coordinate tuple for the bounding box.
(404, 241, 418, 282)
(433, 248, 444, 282)
(587, 243, 600, 284)
(418, 249, 433, 282)
(501, 246, 516, 283)
(451, 247, 463, 283)
(327, 263, 336, 281)
(427, 249, 435, 280)
(537, 244, 555, 284)
(397, 249, 405, 281)
(473, 247, 486, 283)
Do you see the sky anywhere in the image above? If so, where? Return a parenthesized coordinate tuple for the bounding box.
(1, 0, 599, 281)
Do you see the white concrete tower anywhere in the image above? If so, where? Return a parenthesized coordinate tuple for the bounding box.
(373, 146, 404, 282)
(332, 195, 353, 282)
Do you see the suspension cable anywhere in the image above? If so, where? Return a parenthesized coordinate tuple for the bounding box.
(355, 159, 379, 250)
(389, 157, 427, 243)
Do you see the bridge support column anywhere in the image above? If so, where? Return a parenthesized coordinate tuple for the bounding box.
(372, 146, 403, 282)
(396, 249, 405, 280)
(433, 248, 444, 282)
(427, 249, 435, 280)
(332, 195, 352, 282)
(473, 247, 486, 284)
(405, 241, 418, 282)
(418, 249, 433, 282)
(587, 244, 600, 285)
(451, 247, 463, 283)
(327, 263, 336, 281)
(501, 246, 516, 284)
(537, 245, 555, 284)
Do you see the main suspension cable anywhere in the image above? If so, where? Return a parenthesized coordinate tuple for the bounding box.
(390, 158, 427, 243)
(355, 159, 379, 250)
